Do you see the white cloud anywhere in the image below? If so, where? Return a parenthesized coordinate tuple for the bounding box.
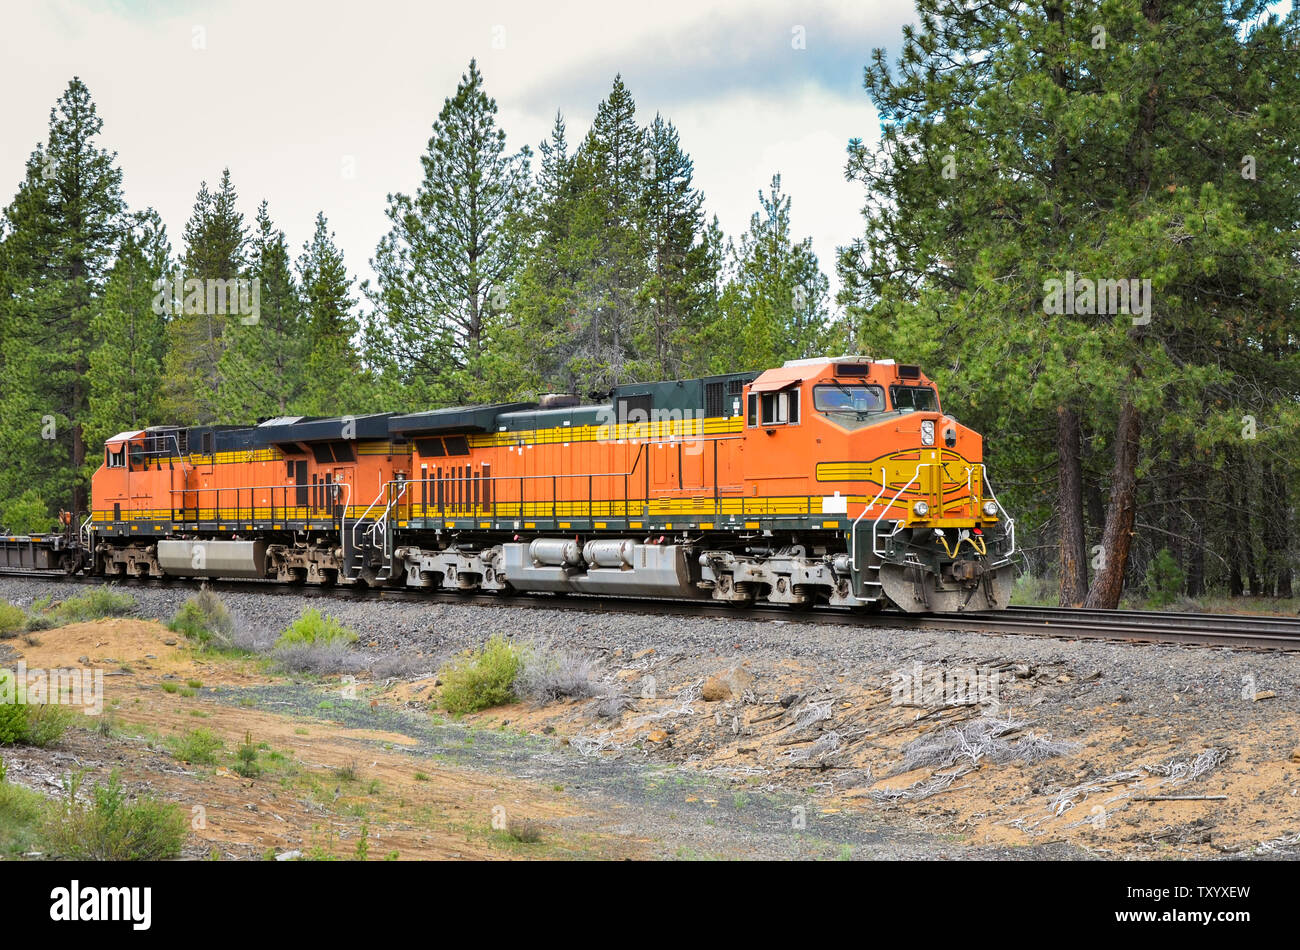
(0, 0, 912, 307)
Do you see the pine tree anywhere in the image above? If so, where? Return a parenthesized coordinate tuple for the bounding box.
(631, 114, 715, 381)
(0, 77, 125, 517)
(86, 209, 170, 467)
(491, 113, 582, 396)
(297, 211, 362, 416)
(216, 201, 306, 422)
(367, 59, 531, 406)
(704, 175, 829, 374)
(161, 168, 247, 423)
(562, 76, 648, 393)
(837, 0, 1300, 605)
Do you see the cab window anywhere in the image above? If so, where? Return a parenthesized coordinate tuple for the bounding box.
(748, 389, 799, 426)
(106, 446, 126, 469)
(814, 384, 885, 414)
(890, 386, 938, 412)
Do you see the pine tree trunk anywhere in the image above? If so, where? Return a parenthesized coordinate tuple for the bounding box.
(1056, 406, 1088, 605)
(1187, 533, 1205, 597)
(1225, 455, 1244, 597)
(1084, 397, 1142, 608)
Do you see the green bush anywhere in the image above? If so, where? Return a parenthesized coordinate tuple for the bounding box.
(20, 704, 73, 748)
(1009, 572, 1057, 606)
(43, 771, 187, 860)
(274, 608, 358, 649)
(1145, 548, 1185, 608)
(0, 603, 25, 638)
(0, 491, 55, 536)
(0, 669, 72, 747)
(437, 634, 522, 715)
(46, 588, 137, 624)
(232, 731, 261, 778)
(168, 589, 235, 647)
(166, 728, 223, 765)
(22, 612, 55, 632)
(0, 770, 48, 859)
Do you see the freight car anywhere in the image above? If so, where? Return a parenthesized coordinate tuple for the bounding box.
(4, 357, 1015, 613)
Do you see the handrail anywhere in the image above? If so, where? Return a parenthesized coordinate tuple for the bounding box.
(848, 467, 889, 572)
(979, 469, 1016, 561)
(962, 463, 1016, 560)
(369, 479, 410, 560)
(873, 465, 926, 558)
(350, 482, 391, 555)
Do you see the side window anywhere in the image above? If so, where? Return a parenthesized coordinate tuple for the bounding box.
(107, 446, 126, 468)
(747, 393, 758, 427)
(759, 389, 800, 426)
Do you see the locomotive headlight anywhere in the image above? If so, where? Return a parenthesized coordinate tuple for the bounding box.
(982, 501, 999, 517)
(912, 500, 930, 517)
(920, 420, 935, 445)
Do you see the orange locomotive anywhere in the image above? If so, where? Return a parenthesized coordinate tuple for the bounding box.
(79, 356, 1015, 613)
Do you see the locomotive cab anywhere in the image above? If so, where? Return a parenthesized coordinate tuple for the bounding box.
(742, 357, 1015, 612)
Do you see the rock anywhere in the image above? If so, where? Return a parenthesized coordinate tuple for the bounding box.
(162, 638, 177, 646)
(702, 666, 754, 702)
(778, 693, 799, 707)
(275, 850, 302, 862)
(77, 656, 89, 665)
(1290, 748, 1300, 763)
(647, 729, 668, 743)
(632, 648, 655, 659)
(1253, 690, 1277, 701)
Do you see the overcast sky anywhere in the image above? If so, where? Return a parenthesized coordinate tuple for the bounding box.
(1, 0, 917, 304)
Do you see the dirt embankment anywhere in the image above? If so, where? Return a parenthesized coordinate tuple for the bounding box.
(3, 594, 1299, 860)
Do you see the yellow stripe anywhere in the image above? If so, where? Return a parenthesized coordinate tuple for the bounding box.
(470, 416, 743, 449)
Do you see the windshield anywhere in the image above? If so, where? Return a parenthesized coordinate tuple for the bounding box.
(890, 386, 939, 412)
(814, 384, 885, 415)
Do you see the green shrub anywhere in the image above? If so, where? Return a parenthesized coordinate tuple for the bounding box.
(20, 704, 72, 748)
(0, 770, 48, 859)
(0, 491, 55, 535)
(166, 727, 223, 765)
(437, 634, 522, 715)
(275, 608, 358, 649)
(233, 731, 261, 778)
(0, 603, 25, 638)
(22, 612, 55, 632)
(1145, 548, 1185, 608)
(38, 589, 137, 626)
(503, 817, 542, 843)
(168, 589, 235, 647)
(43, 771, 187, 860)
(0, 669, 71, 747)
(1009, 572, 1057, 606)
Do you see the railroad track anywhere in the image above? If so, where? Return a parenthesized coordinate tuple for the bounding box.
(4, 569, 1300, 651)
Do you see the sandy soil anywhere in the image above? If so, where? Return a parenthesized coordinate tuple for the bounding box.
(4, 594, 1299, 860)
